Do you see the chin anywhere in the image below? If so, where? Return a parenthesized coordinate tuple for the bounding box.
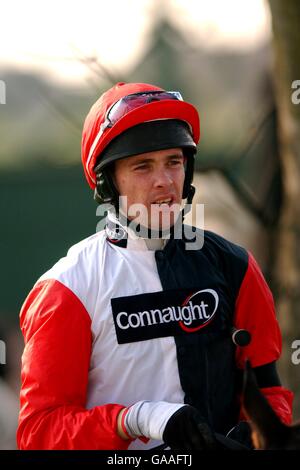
(149, 211, 180, 232)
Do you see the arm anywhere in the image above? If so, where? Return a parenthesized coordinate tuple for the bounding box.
(234, 252, 293, 425)
(18, 278, 234, 451)
(17, 279, 132, 450)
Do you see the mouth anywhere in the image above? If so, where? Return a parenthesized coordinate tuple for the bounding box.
(151, 197, 174, 207)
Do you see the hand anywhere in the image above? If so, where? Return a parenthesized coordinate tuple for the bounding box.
(163, 405, 217, 450)
(122, 401, 216, 450)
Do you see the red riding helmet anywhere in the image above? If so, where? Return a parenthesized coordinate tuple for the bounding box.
(81, 82, 200, 190)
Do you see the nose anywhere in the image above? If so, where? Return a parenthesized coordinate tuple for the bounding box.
(152, 167, 173, 188)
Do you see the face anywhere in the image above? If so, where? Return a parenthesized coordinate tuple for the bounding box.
(114, 148, 185, 230)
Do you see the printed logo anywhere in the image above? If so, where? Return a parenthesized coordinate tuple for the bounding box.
(178, 289, 219, 332)
(111, 288, 219, 344)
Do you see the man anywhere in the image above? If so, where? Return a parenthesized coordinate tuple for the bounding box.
(17, 82, 293, 450)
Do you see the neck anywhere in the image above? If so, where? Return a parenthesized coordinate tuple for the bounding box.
(117, 209, 174, 240)
(144, 238, 167, 250)
(105, 200, 193, 249)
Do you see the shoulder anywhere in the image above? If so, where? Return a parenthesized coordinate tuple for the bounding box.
(203, 230, 248, 265)
(65, 229, 107, 259)
(178, 224, 250, 271)
(33, 230, 108, 310)
(38, 230, 106, 283)
(20, 230, 108, 332)
(181, 227, 250, 295)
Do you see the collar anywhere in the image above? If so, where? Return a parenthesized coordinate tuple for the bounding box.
(105, 212, 170, 251)
(104, 197, 195, 251)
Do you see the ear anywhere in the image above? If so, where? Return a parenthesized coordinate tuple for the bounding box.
(242, 360, 289, 449)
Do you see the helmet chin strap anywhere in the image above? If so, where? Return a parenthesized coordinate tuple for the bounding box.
(184, 184, 195, 215)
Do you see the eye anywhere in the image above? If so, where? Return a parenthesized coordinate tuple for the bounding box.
(133, 163, 150, 171)
(168, 158, 183, 167)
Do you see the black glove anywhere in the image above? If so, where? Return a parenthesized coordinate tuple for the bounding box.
(162, 405, 217, 450)
(225, 421, 253, 449)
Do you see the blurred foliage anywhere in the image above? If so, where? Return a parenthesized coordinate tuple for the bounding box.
(0, 21, 274, 170)
(0, 71, 94, 169)
(267, 0, 300, 418)
(0, 164, 95, 322)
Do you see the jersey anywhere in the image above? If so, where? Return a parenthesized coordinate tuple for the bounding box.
(17, 217, 293, 449)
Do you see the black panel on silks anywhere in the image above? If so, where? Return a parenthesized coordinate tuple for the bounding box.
(154, 227, 249, 434)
